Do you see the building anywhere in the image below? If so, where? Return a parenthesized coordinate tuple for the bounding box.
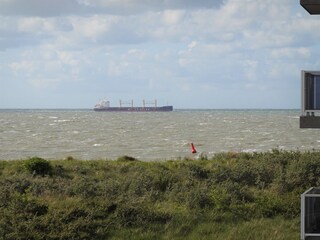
(301, 187, 320, 240)
(300, 71, 320, 128)
(299, 2, 320, 128)
(300, 0, 320, 15)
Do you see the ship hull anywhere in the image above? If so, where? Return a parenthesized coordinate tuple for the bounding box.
(94, 106, 173, 112)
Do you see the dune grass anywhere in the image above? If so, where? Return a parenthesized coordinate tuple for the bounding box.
(0, 150, 316, 239)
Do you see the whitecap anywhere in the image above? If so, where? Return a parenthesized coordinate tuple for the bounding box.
(242, 149, 258, 153)
(54, 119, 70, 123)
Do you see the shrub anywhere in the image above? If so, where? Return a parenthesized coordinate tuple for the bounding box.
(188, 164, 209, 179)
(285, 153, 320, 191)
(66, 156, 75, 161)
(187, 187, 213, 209)
(117, 155, 138, 162)
(116, 203, 171, 227)
(24, 157, 52, 176)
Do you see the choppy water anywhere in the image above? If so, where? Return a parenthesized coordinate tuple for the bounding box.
(0, 109, 319, 160)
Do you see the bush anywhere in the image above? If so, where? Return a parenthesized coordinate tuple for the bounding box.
(188, 164, 209, 179)
(117, 155, 138, 162)
(285, 152, 320, 191)
(24, 157, 52, 176)
(116, 203, 171, 227)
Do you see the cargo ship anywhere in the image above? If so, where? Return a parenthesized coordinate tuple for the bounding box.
(94, 99, 173, 112)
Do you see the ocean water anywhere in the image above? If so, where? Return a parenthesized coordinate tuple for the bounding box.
(0, 109, 319, 160)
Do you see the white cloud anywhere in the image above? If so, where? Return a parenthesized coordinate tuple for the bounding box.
(0, 0, 223, 17)
(9, 60, 34, 73)
(27, 78, 60, 88)
(271, 47, 311, 59)
(188, 41, 197, 50)
(18, 17, 49, 32)
(71, 15, 113, 40)
(162, 10, 185, 25)
(127, 48, 147, 60)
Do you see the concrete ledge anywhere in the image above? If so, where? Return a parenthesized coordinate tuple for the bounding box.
(301, 0, 320, 14)
(300, 116, 320, 128)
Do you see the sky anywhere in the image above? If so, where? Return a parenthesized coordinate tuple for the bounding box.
(0, 0, 319, 109)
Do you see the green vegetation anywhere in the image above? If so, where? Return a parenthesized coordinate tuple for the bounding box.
(24, 157, 53, 176)
(0, 150, 317, 239)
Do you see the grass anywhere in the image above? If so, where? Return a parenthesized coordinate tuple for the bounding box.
(0, 150, 315, 239)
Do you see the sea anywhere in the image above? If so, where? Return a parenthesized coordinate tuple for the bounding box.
(0, 109, 319, 161)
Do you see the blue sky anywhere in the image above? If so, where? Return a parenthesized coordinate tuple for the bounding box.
(0, 0, 319, 109)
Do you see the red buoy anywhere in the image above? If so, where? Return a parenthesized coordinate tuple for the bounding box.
(191, 143, 197, 154)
